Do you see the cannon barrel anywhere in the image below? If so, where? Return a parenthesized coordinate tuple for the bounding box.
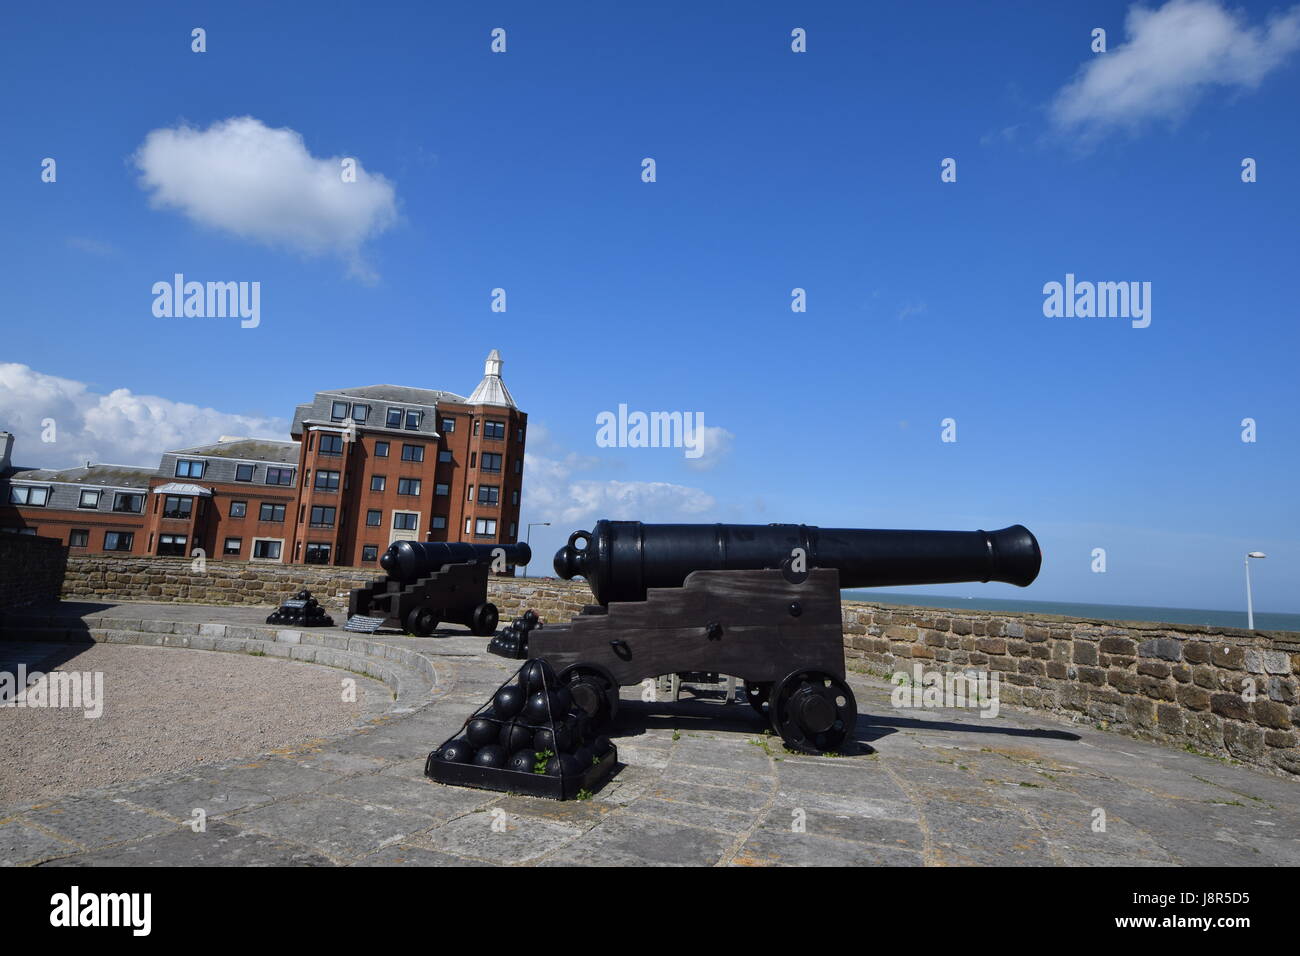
(553, 521, 1041, 606)
(380, 540, 532, 584)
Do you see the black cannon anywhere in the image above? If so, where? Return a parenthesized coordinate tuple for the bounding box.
(522, 520, 1041, 754)
(347, 540, 531, 637)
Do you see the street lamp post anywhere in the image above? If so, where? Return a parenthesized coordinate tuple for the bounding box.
(524, 522, 550, 578)
(1245, 551, 1267, 630)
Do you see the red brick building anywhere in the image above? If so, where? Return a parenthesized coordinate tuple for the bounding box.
(0, 351, 527, 570)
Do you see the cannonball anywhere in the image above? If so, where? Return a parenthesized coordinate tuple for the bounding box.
(573, 746, 595, 768)
(507, 750, 537, 774)
(499, 720, 534, 753)
(532, 724, 573, 754)
(437, 738, 476, 764)
(472, 744, 507, 768)
(545, 754, 583, 778)
(466, 717, 500, 747)
(521, 658, 556, 694)
(493, 685, 525, 719)
(591, 735, 612, 757)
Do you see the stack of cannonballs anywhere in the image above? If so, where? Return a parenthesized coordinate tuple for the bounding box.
(488, 609, 544, 659)
(265, 589, 335, 627)
(425, 658, 616, 799)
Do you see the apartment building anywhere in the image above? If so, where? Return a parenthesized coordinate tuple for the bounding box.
(0, 350, 527, 569)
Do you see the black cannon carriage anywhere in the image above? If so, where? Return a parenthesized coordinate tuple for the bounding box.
(347, 540, 531, 636)
(516, 520, 1041, 754)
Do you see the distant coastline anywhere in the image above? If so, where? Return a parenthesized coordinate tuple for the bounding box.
(842, 591, 1300, 634)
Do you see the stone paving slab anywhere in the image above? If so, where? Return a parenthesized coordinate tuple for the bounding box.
(3, 599, 1300, 866)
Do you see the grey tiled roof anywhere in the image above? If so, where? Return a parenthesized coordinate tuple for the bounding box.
(4, 464, 154, 488)
(327, 385, 468, 405)
(167, 438, 300, 464)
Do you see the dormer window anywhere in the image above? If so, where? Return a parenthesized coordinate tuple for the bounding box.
(175, 459, 204, 479)
(405, 410, 421, 430)
(386, 408, 403, 428)
(330, 401, 350, 422)
(78, 489, 101, 508)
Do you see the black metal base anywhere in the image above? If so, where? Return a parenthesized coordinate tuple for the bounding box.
(425, 746, 617, 800)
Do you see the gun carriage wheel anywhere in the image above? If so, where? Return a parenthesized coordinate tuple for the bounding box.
(769, 670, 857, 755)
(470, 602, 500, 636)
(558, 663, 620, 724)
(405, 606, 438, 637)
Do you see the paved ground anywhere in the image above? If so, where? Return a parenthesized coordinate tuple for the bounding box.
(2, 601, 1298, 866)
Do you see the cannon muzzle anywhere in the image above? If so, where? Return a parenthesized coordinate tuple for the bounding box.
(553, 520, 1041, 605)
(380, 540, 532, 584)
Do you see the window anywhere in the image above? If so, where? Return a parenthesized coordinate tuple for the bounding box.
(438, 450, 452, 463)
(366, 509, 382, 527)
(70, 529, 89, 548)
(113, 492, 143, 513)
(405, 409, 421, 430)
(509, 522, 517, 538)
(319, 433, 344, 456)
(158, 534, 188, 556)
(435, 483, 449, 496)
(386, 408, 403, 428)
(78, 489, 100, 509)
(401, 443, 424, 462)
(393, 512, 418, 530)
(515, 460, 522, 474)
(235, 464, 255, 482)
(431, 516, 447, 530)
(223, 537, 242, 555)
(104, 531, 134, 552)
(266, 467, 294, 486)
(331, 401, 350, 422)
(512, 490, 519, 506)
(310, 505, 336, 528)
(253, 539, 282, 560)
(441, 417, 455, 433)
(370, 475, 386, 492)
(518, 426, 525, 442)
(259, 503, 286, 522)
(374, 441, 389, 458)
(9, 486, 49, 506)
(362, 545, 379, 562)
(230, 500, 247, 518)
(351, 404, 369, 423)
(314, 470, 340, 491)
(484, 421, 506, 440)
(175, 459, 204, 478)
(475, 518, 497, 536)
(480, 452, 502, 473)
(163, 495, 193, 519)
(473, 421, 479, 436)
(478, 485, 500, 505)
(469, 452, 476, 469)
(305, 543, 332, 565)
(465, 518, 473, 535)
(397, 478, 421, 496)
(467, 485, 474, 502)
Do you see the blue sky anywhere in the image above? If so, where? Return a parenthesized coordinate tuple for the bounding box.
(1, 0, 1297, 611)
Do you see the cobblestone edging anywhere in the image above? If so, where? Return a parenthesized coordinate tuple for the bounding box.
(0, 611, 439, 719)
(43, 556, 1300, 777)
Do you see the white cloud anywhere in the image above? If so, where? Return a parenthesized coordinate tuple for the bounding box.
(0, 363, 288, 471)
(133, 116, 398, 280)
(524, 443, 716, 526)
(685, 424, 734, 471)
(1051, 0, 1300, 138)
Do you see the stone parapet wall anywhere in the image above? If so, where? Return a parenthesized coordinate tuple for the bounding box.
(0, 534, 68, 608)
(841, 602, 1300, 778)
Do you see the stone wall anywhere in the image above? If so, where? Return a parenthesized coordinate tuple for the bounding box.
(0, 534, 68, 608)
(54, 555, 1300, 776)
(841, 603, 1300, 778)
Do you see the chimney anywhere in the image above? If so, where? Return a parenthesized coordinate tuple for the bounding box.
(0, 431, 13, 473)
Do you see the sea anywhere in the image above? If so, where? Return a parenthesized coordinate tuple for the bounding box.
(841, 591, 1300, 634)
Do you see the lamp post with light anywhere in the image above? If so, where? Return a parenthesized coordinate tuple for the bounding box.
(1245, 551, 1267, 630)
